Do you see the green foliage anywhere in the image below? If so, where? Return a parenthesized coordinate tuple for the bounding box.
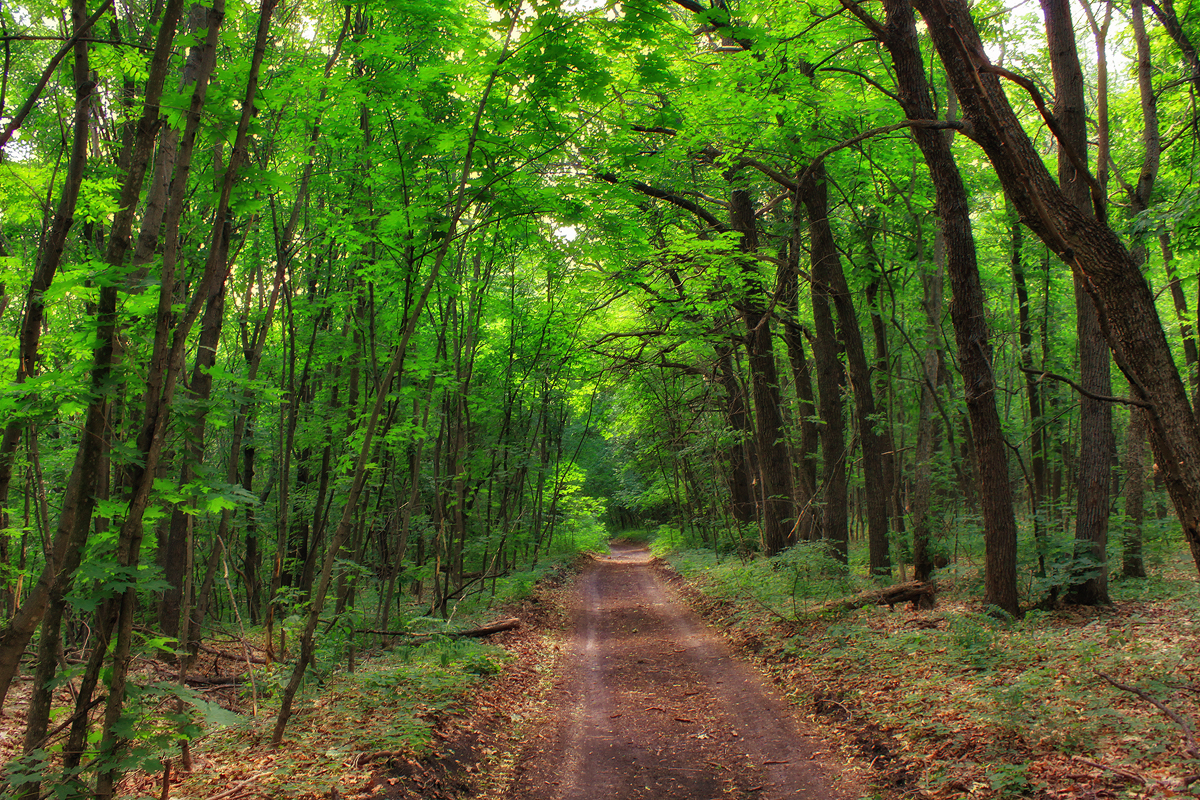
(669, 543, 863, 619)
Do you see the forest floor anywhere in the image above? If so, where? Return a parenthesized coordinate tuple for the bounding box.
(3, 543, 1196, 799)
(664, 547, 1200, 800)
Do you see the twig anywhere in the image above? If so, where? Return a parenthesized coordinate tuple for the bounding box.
(1071, 755, 1147, 785)
(209, 771, 269, 800)
(1097, 671, 1200, 758)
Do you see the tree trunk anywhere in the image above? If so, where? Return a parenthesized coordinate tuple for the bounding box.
(95, 2, 264, 793)
(873, 0, 1022, 614)
(0, 0, 96, 710)
(916, 0, 1200, 587)
(783, 200, 821, 540)
(806, 191, 849, 564)
(159, 278, 228, 646)
(1041, 0, 1112, 606)
(912, 223, 945, 586)
(1011, 211, 1048, 574)
(272, 7, 518, 742)
(800, 165, 891, 575)
(716, 343, 758, 527)
(1122, 407, 1149, 578)
(730, 187, 797, 555)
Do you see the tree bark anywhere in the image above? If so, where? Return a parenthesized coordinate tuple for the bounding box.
(1122, 407, 1149, 578)
(0, 0, 97, 710)
(912, 222, 945, 586)
(806, 190, 849, 564)
(730, 186, 797, 555)
(868, 0, 1022, 614)
(800, 165, 890, 574)
(910, 0, 1200, 593)
(95, 2, 261, 793)
(1042, 0, 1112, 606)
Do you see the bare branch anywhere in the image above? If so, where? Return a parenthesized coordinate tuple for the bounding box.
(796, 120, 966, 189)
(1020, 367, 1152, 408)
(0, 0, 115, 150)
(1097, 671, 1200, 759)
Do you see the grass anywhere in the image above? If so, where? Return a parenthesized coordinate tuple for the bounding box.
(662, 529, 1200, 799)
(1, 554, 577, 800)
(183, 636, 509, 799)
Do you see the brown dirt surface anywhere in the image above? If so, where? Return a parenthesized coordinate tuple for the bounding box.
(503, 543, 865, 800)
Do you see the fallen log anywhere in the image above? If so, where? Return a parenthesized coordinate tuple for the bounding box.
(197, 642, 268, 664)
(814, 581, 935, 613)
(183, 674, 249, 687)
(356, 617, 520, 643)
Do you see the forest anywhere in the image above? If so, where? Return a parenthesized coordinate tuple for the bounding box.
(1, 0, 1199, 796)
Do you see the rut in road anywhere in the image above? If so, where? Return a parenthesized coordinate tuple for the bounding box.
(507, 544, 863, 800)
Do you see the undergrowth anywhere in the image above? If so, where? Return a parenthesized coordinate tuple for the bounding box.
(665, 539, 1200, 799)
(199, 636, 511, 798)
(1, 559, 571, 800)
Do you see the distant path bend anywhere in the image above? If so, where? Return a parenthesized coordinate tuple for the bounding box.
(506, 543, 864, 800)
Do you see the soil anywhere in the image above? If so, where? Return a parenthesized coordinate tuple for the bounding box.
(502, 543, 864, 800)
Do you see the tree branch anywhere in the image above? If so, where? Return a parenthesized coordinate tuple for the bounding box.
(0, 0, 115, 150)
(796, 120, 966, 189)
(979, 63, 1108, 221)
(1020, 367, 1151, 407)
(1097, 671, 1200, 759)
(597, 172, 728, 231)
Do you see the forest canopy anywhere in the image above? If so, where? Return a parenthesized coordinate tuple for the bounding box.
(2, 0, 1200, 792)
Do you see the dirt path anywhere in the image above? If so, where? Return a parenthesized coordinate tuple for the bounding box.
(506, 544, 864, 800)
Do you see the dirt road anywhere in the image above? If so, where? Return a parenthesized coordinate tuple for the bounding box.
(506, 544, 863, 800)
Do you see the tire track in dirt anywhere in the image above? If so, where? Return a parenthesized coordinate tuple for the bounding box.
(506, 544, 863, 800)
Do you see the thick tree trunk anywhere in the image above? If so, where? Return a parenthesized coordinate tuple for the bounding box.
(875, 0, 1022, 614)
(913, 0, 1200, 592)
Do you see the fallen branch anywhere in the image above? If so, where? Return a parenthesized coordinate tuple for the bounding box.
(183, 674, 249, 687)
(356, 617, 520, 642)
(209, 771, 269, 800)
(814, 581, 935, 613)
(1097, 671, 1200, 759)
(350, 750, 412, 768)
(197, 642, 267, 664)
(1071, 755, 1147, 786)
